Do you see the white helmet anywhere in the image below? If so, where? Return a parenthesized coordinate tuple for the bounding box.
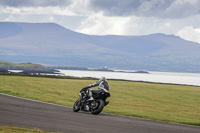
(99, 76, 106, 82)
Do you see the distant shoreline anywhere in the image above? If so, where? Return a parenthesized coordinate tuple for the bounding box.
(48, 66, 149, 74)
(3, 67, 149, 75)
(0, 60, 149, 74)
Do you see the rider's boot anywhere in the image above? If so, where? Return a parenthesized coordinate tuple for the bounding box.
(87, 89, 94, 101)
(88, 96, 94, 101)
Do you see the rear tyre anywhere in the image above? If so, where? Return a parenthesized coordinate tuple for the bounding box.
(73, 99, 81, 112)
(91, 99, 105, 115)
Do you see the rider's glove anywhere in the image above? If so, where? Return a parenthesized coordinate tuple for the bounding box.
(82, 87, 88, 91)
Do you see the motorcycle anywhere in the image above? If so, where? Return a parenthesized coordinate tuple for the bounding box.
(73, 88, 110, 115)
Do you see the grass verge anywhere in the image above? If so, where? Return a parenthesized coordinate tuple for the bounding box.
(0, 125, 60, 133)
(0, 75, 200, 126)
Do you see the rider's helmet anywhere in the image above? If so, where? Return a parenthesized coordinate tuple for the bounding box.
(99, 76, 106, 82)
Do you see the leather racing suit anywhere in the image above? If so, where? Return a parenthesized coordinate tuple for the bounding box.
(82, 77, 109, 100)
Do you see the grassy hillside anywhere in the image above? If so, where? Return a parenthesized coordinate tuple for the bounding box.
(0, 60, 45, 69)
(0, 60, 56, 73)
(0, 75, 199, 126)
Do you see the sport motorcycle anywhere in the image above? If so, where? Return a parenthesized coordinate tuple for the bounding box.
(73, 88, 110, 115)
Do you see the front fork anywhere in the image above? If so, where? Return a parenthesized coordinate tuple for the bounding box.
(105, 101, 109, 106)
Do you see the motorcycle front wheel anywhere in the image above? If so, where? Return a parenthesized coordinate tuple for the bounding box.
(91, 99, 105, 115)
(73, 99, 81, 112)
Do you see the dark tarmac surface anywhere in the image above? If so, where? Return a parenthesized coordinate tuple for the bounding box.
(0, 93, 199, 133)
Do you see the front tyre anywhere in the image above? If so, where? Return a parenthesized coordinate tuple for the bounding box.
(73, 99, 81, 112)
(91, 99, 105, 115)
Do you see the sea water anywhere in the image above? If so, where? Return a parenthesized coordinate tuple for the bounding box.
(57, 69, 200, 86)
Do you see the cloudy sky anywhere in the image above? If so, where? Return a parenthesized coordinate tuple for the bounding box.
(1, 0, 200, 43)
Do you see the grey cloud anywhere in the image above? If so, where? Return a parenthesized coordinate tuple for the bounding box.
(90, 0, 200, 18)
(0, 0, 72, 7)
(90, 0, 142, 16)
(1, 0, 200, 19)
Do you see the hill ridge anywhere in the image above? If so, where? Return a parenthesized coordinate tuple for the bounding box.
(0, 22, 200, 72)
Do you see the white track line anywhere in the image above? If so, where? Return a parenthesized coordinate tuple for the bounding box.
(0, 93, 72, 108)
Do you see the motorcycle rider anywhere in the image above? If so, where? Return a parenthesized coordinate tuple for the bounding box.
(82, 76, 109, 101)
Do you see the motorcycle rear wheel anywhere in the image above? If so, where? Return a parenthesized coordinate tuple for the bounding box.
(91, 99, 105, 115)
(73, 99, 81, 112)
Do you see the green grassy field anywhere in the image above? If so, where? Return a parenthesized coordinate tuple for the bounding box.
(0, 125, 59, 133)
(0, 75, 200, 126)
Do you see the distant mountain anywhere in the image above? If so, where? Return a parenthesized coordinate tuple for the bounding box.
(0, 22, 200, 72)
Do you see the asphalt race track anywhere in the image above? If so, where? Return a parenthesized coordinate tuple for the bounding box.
(0, 93, 199, 133)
